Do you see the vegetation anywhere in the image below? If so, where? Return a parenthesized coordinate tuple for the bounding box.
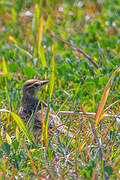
(0, 0, 120, 179)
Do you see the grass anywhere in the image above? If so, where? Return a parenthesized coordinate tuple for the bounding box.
(0, 0, 120, 179)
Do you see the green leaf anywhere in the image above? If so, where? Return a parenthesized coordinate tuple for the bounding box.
(8, 63, 18, 72)
(12, 140, 19, 151)
(104, 165, 113, 176)
(23, 66, 35, 78)
(0, 150, 3, 158)
(1, 142, 10, 155)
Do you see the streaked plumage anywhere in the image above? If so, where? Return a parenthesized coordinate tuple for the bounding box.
(18, 79, 71, 137)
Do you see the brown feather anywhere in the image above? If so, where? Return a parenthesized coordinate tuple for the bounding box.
(18, 79, 73, 138)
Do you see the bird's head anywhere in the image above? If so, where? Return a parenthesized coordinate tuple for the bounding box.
(22, 79, 49, 97)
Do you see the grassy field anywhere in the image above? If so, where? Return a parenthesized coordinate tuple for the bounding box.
(0, 0, 120, 179)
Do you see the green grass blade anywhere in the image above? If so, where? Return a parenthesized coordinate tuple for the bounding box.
(38, 16, 43, 57)
(40, 45, 47, 68)
(49, 56, 55, 101)
(33, 4, 40, 57)
(11, 112, 34, 144)
(0, 109, 35, 144)
(45, 55, 55, 146)
(2, 57, 8, 75)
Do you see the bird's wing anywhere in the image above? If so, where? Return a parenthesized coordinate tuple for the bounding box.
(36, 107, 74, 137)
(18, 106, 31, 124)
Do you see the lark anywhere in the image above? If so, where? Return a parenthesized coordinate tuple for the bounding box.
(18, 79, 72, 137)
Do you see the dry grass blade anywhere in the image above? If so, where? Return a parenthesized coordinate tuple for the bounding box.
(57, 95, 70, 115)
(75, 135, 87, 163)
(103, 99, 120, 114)
(95, 67, 120, 127)
(48, 29, 101, 68)
(58, 111, 118, 119)
(24, 144, 37, 175)
(102, 118, 116, 143)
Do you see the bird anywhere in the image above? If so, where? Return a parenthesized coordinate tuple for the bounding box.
(18, 79, 72, 138)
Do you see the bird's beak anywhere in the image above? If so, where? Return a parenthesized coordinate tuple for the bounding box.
(39, 80, 49, 87)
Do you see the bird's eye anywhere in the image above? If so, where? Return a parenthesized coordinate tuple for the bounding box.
(33, 83, 40, 88)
